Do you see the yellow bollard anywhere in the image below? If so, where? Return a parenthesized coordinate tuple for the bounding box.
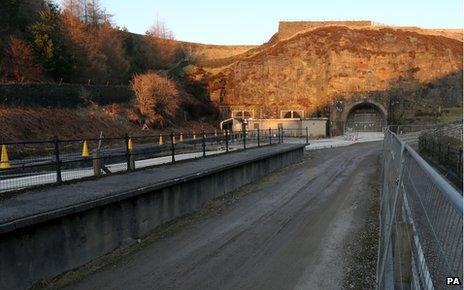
(128, 138, 134, 151)
(0, 144, 10, 169)
(81, 140, 90, 157)
(193, 132, 196, 140)
(179, 133, 183, 142)
(159, 134, 164, 145)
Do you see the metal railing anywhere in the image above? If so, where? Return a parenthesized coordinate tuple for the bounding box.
(377, 126, 463, 289)
(0, 128, 311, 193)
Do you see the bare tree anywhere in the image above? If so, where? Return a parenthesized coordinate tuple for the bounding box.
(131, 72, 179, 127)
(62, 0, 111, 25)
(146, 18, 175, 40)
(61, 0, 85, 20)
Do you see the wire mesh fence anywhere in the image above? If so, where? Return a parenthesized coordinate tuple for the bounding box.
(377, 127, 463, 289)
(0, 128, 310, 193)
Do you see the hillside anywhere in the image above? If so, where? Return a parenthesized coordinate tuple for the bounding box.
(0, 105, 215, 142)
(2, 6, 462, 139)
(162, 38, 256, 61)
(197, 23, 463, 72)
(202, 26, 462, 123)
(275, 21, 463, 42)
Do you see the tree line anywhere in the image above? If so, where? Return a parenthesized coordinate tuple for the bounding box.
(0, 0, 189, 85)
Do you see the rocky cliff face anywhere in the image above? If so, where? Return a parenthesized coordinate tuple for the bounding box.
(205, 26, 462, 121)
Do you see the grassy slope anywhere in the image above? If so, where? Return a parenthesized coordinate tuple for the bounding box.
(0, 105, 215, 142)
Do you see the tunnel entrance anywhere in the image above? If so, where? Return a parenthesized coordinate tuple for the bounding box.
(345, 102, 385, 132)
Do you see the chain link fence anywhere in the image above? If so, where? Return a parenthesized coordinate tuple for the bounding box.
(377, 127, 463, 289)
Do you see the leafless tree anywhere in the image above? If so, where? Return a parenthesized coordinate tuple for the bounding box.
(146, 18, 175, 40)
(131, 72, 180, 127)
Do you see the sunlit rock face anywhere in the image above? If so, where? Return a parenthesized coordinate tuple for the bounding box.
(206, 26, 463, 123)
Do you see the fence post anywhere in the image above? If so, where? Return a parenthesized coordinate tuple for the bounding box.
(53, 136, 62, 183)
(202, 131, 206, 157)
(447, 144, 450, 166)
(306, 127, 309, 144)
(432, 139, 435, 158)
(459, 148, 462, 177)
(242, 125, 247, 149)
(124, 134, 131, 172)
(170, 132, 175, 163)
(269, 128, 272, 145)
(257, 129, 260, 147)
(93, 150, 101, 177)
(225, 130, 229, 152)
(438, 142, 441, 162)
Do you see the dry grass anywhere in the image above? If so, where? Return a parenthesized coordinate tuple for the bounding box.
(0, 106, 216, 142)
(0, 106, 135, 142)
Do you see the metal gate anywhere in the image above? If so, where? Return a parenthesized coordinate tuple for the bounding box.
(345, 104, 385, 132)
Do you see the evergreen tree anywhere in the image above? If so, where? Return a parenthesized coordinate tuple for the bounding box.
(28, 3, 75, 81)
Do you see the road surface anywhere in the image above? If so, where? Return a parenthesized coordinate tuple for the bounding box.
(60, 141, 382, 290)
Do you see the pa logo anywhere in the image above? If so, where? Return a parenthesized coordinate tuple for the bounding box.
(446, 277, 461, 285)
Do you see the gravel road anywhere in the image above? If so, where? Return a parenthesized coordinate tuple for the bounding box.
(63, 141, 382, 290)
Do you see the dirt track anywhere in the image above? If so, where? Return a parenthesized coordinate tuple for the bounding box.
(63, 142, 382, 290)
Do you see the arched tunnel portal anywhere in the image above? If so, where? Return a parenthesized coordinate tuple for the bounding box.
(344, 101, 387, 132)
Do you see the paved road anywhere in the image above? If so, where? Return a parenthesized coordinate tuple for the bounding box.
(65, 142, 382, 290)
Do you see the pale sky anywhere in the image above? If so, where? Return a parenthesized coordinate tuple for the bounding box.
(97, 0, 463, 45)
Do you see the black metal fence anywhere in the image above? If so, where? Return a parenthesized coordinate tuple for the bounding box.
(418, 134, 463, 189)
(0, 128, 310, 193)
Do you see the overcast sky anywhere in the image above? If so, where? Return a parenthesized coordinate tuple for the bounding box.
(97, 0, 463, 45)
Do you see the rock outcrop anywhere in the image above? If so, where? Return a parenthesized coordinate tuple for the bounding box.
(204, 26, 463, 121)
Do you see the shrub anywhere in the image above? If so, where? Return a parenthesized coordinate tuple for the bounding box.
(131, 72, 179, 127)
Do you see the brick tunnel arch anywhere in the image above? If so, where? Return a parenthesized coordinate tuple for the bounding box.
(344, 101, 387, 132)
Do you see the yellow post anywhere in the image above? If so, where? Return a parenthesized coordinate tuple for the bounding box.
(173, 136, 176, 144)
(0, 144, 10, 169)
(159, 134, 164, 145)
(193, 132, 196, 140)
(179, 133, 183, 142)
(81, 140, 90, 157)
(128, 138, 134, 151)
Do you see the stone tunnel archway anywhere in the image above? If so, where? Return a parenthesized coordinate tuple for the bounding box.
(344, 101, 386, 132)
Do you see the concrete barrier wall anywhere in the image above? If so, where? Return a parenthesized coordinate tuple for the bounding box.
(0, 146, 304, 289)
